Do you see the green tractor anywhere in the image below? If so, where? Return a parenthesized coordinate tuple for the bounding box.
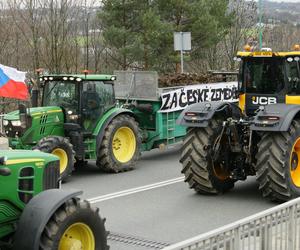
(3, 72, 187, 181)
(177, 46, 300, 202)
(0, 150, 108, 249)
(3, 74, 141, 180)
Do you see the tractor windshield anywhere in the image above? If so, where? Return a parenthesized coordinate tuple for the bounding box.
(241, 57, 285, 94)
(43, 81, 78, 112)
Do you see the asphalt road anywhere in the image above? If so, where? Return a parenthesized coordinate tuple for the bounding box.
(63, 145, 276, 250)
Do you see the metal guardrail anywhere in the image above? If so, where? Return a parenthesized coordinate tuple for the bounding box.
(163, 197, 300, 250)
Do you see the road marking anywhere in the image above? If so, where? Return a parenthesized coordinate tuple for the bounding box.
(87, 176, 184, 204)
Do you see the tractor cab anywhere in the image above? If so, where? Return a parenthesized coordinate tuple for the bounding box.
(41, 74, 116, 131)
(237, 47, 300, 115)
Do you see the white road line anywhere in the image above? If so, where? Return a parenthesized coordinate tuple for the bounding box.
(87, 176, 184, 204)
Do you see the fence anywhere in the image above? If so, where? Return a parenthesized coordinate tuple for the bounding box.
(163, 197, 300, 250)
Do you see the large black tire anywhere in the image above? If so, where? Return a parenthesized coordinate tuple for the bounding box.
(180, 119, 235, 194)
(97, 115, 141, 173)
(35, 136, 74, 181)
(39, 198, 109, 250)
(256, 119, 300, 202)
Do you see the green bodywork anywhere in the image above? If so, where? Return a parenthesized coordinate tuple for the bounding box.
(117, 99, 186, 151)
(0, 150, 59, 240)
(7, 106, 64, 149)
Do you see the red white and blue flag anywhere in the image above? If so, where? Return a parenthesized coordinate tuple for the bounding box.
(0, 64, 28, 100)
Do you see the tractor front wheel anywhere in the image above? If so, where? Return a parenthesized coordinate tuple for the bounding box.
(35, 136, 74, 181)
(97, 115, 141, 172)
(39, 199, 109, 250)
(256, 119, 300, 202)
(180, 118, 235, 194)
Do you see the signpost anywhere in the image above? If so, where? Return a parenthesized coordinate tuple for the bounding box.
(174, 32, 191, 73)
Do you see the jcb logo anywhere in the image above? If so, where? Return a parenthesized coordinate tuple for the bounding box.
(252, 96, 277, 105)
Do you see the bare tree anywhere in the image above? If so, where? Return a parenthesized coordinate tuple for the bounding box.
(8, 0, 45, 72)
(224, 0, 257, 70)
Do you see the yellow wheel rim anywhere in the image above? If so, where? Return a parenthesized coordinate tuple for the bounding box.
(52, 148, 68, 174)
(290, 138, 300, 187)
(58, 223, 95, 250)
(112, 127, 136, 163)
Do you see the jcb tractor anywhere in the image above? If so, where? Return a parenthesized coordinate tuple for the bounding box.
(0, 150, 108, 249)
(3, 74, 141, 181)
(178, 46, 300, 202)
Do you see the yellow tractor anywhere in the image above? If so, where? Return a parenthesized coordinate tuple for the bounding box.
(177, 45, 300, 202)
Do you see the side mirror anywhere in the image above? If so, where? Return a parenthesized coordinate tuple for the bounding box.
(31, 89, 39, 107)
(19, 104, 27, 129)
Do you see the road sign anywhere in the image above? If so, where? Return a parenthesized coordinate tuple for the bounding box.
(174, 32, 191, 73)
(174, 32, 191, 51)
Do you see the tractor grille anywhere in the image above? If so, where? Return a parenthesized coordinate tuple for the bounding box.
(40, 114, 48, 124)
(43, 160, 60, 190)
(18, 167, 34, 204)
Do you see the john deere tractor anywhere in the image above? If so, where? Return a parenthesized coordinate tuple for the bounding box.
(0, 150, 108, 249)
(178, 46, 300, 202)
(3, 74, 140, 180)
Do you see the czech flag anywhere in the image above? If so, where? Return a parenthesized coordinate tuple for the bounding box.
(0, 64, 28, 100)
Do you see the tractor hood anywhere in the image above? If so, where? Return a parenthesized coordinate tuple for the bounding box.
(4, 106, 63, 121)
(3, 106, 65, 145)
(0, 150, 59, 164)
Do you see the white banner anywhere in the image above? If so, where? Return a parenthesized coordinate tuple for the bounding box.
(159, 82, 239, 113)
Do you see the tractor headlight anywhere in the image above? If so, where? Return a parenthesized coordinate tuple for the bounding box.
(11, 120, 22, 126)
(3, 120, 9, 126)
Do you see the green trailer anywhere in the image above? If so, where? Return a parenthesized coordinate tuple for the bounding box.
(2, 71, 186, 181)
(114, 71, 186, 151)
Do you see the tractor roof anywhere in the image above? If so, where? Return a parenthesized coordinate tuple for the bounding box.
(41, 74, 116, 81)
(237, 51, 300, 58)
(0, 150, 59, 164)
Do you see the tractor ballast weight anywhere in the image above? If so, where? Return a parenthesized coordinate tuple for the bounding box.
(178, 48, 300, 202)
(0, 150, 108, 249)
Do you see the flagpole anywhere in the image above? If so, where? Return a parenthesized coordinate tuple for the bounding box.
(259, 0, 263, 50)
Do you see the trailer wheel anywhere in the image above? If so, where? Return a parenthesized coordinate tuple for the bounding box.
(97, 114, 141, 172)
(256, 119, 300, 202)
(39, 199, 109, 250)
(180, 118, 235, 194)
(35, 136, 74, 181)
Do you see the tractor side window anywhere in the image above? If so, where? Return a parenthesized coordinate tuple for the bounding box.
(287, 61, 300, 95)
(94, 81, 115, 110)
(82, 81, 114, 130)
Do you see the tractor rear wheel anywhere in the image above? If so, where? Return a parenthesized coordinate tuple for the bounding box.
(256, 119, 300, 202)
(39, 199, 109, 250)
(35, 136, 74, 181)
(180, 118, 235, 194)
(97, 115, 141, 172)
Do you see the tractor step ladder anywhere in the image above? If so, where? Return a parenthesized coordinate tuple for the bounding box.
(166, 111, 176, 145)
